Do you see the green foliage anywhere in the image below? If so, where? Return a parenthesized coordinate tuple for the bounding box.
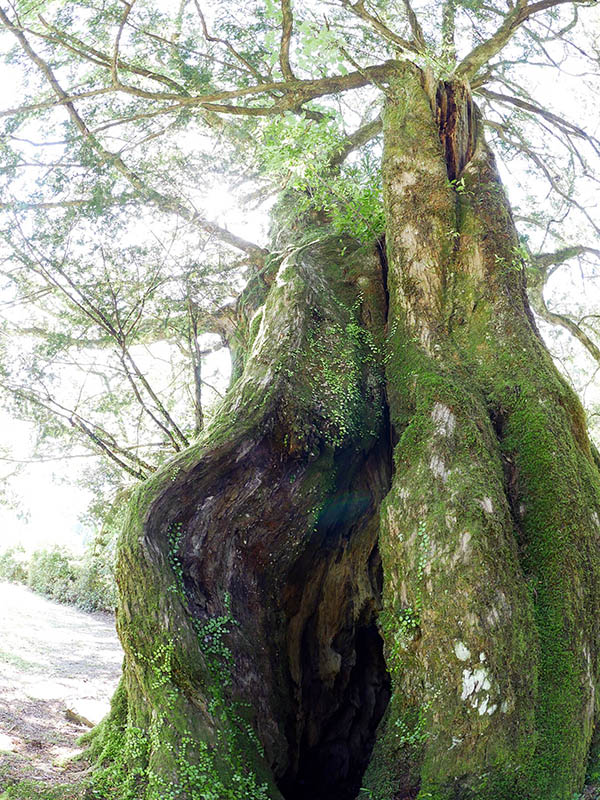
(27, 547, 76, 601)
(196, 596, 236, 677)
(17, 541, 116, 613)
(0, 780, 84, 799)
(167, 522, 185, 600)
(259, 115, 384, 242)
(0, 546, 27, 583)
(71, 548, 117, 613)
(90, 715, 270, 800)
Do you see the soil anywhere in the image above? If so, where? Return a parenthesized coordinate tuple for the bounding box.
(0, 581, 122, 797)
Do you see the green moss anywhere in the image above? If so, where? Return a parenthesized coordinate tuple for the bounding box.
(451, 179, 600, 796)
(371, 75, 600, 798)
(86, 508, 274, 800)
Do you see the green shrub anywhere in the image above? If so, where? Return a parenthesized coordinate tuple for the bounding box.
(27, 547, 77, 604)
(26, 544, 116, 613)
(0, 546, 27, 583)
(71, 549, 116, 612)
(1, 529, 116, 613)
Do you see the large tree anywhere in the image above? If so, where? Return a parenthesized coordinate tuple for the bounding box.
(2, 1, 600, 799)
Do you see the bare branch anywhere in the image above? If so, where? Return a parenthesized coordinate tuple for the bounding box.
(112, 1, 136, 86)
(478, 87, 600, 153)
(36, 14, 189, 94)
(0, 87, 113, 119)
(533, 246, 600, 273)
(484, 118, 600, 237)
(400, 0, 427, 50)
(118, 346, 188, 450)
(442, 0, 457, 64)
(526, 244, 600, 368)
(193, 0, 269, 83)
(329, 116, 382, 169)
(0, 198, 129, 211)
(0, 380, 153, 480)
(529, 285, 600, 366)
(5, 227, 189, 451)
(339, 0, 418, 53)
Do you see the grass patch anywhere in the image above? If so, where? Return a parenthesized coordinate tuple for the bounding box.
(0, 649, 42, 672)
(0, 780, 85, 799)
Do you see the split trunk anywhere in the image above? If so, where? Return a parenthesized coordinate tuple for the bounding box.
(88, 63, 600, 800)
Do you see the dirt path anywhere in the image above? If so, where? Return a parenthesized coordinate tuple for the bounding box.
(0, 581, 122, 796)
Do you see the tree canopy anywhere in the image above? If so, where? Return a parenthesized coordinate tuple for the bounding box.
(0, 0, 599, 508)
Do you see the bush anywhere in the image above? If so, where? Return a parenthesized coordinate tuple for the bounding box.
(1, 528, 117, 613)
(71, 550, 116, 612)
(0, 546, 28, 583)
(27, 547, 78, 604)
(25, 544, 116, 613)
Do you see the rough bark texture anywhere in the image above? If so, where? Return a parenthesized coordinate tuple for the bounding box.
(364, 62, 600, 800)
(88, 62, 600, 800)
(87, 231, 393, 800)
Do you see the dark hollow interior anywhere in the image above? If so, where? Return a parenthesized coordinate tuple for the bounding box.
(279, 619, 390, 800)
(276, 447, 392, 800)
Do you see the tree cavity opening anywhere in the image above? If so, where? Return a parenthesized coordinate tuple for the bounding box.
(276, 478, 392, 800)
(279, 617, 390, 800)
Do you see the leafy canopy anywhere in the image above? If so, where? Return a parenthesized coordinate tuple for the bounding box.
(0, 0, 599, 508)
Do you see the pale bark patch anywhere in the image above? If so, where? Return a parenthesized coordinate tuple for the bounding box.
(478, 497, 494, 514)
(430, 454, 449, 482)
(461, 666, 491, 701)
(432, 402, 456, 436)
(392, 171, 417, 192)
(454, 641, 471, 661)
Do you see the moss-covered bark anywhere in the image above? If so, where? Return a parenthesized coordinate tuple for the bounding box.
(85, 231, 392, 800)
(89, 62, 600, 800)
(363, 63, 600, 800)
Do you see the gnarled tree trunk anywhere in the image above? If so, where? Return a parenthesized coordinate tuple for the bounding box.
(88, 63, 600, 800)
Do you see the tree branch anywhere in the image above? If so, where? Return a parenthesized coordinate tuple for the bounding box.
(442, 0, 457, 64)
(339, 0, 419, 54)
(35, 14, 189, 94)
(400, 0, 427, 50)
(529, 287, 600, 366)
(527, 245, 600, 367)
(112, 1, 136, 86)
(533, 246, 600, 273)
(329, 116, 382, 169)
(454, 0, 595, 81)
(0, 381, 153, 480)
(280, 0, 296, 80)
(484, 118, 600, 237)
(192, 0, 268, 83)
(478, 87, 600, 153)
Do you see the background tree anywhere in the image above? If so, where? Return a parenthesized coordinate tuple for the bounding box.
(0, 194, 242, 519)
(2, 1, 600, 800)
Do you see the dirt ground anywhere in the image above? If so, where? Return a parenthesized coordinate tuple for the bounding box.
(0, 581, 122, 796)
